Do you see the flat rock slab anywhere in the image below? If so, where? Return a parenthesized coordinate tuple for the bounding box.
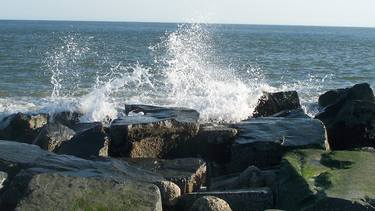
(0, 140, 165, 210)
(124, 158, 206, 194)
(277, 149, 375, 211)
(109, 105, 200, 158)
(178, 188, 273, 211)
(229, 117, 327, 171)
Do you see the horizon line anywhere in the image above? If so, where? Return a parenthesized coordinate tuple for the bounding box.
(1, 18, 375, 29)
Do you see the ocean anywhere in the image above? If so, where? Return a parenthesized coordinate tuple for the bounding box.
(0, 20, 374, 122)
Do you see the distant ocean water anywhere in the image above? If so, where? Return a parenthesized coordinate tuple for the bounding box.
(0, 20, 374, 122)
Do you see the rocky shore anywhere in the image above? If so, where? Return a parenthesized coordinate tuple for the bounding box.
(0, 83, 374, 211)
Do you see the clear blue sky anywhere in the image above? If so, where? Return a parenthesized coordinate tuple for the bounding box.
(1, 0, 374, 27)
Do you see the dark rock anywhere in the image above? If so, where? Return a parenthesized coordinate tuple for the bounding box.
(316, 83, 375, 150)
(318, 83, 374, 108)
(32, 123, 75, 152)
(178, 188, 273, 211)
(229, 117, 327, 172)
(253, 91, 301, 117)
(56, 122, 108, 159)
(109, 105, 200, 158)
(271, 108, 310, 118)
(124, 158, 206, 194)
(277, 149, 375, 211)
(190, 196, 232, 211)
(0, 113, 48, 143)
(0, 171, 162, 211)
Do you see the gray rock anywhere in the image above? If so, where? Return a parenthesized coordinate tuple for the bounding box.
(0, 113, 48, 143)
(109, 105, 200, 158)
(154, 180, 181, 207)
(190, 196, 232, 211)
(33, 122, 75, 152)
(253, 91, 301, 117)
(1, 171, 162, 211)
(124, 158, 206, 194)
(178, 188, 273, 211)
(50, 110, 82, 128)
(56, 122, 109, 159)
(229, 117, 327, 172)
(0, 140, 174, 210)
(316, 83, 375, 150)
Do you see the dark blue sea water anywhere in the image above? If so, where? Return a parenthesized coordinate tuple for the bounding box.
(0, 20, 374, 122)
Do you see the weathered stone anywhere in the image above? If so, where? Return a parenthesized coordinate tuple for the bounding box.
(253, 91, 301, 117)
(154, 180, 181, 207)
(32, 122, 75, 152)
(190, 196, 232, 211)
(208, 166, 277, 195)
(277, 149, 375, 211)
(0, 171, 7, 190)
(0, 113, 48, 143)
(271, 108, 310, 118)
(0, 140, 175, 210)
(124, 158, 206, 194)
(229, 117, 327, 172)
(56, 122, 108, 159)
(0, 171, 162, 211)
(109, 105, 200, 158)
(316, 83, 375, 150)
(178, 188, 273, 211)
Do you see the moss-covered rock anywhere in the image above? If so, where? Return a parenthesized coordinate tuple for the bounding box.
(277, 149, 375, 211)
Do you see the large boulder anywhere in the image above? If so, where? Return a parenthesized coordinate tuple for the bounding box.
(190, 196, 232, 211)
(154, 180, 181, 207)
(0, 113, 48, 143)
(32, 122, 76, 152)
(0, 171, 162, 211)
(109, 105, 200, 158)
(178, 188, 273, 211)
(0, 140, 173, 210)
(228, 117, 327, 172)
(124, 158, 206, 194)
(277, 149, 375, 211)
(252, 91, 301, 117)
(316, 83, 375, 150)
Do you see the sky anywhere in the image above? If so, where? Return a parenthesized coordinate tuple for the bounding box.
(0, 0, 375, 27)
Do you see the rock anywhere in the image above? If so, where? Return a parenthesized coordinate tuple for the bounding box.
(0, 140, 174, 210)
(109, 105, 200, 158)
(32, 122, 75, 152)
(271, 108, 310, 118)
(56, 122, 109, 159)
(208, 166, 277, 193)
(124, 158, 206, 194)
(229, 117, 327, 172)
(277, 149, 375, 211)
(190, 196, 232, 211)
(0, 113, 48, 143)
(0, 171, 162, 211)
(318, 83, 374, 108)
(316, 83, 375, 150)
(0, 171, 7, 190)
(253, 91, 301, 117)
(178, 188, 273, 211)
(154, 180, 181, 207)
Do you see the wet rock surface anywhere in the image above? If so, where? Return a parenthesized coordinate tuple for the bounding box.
(253, 91, 301, 117)
(316, 83, 375, 150)
(33, 122, 76, 152)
